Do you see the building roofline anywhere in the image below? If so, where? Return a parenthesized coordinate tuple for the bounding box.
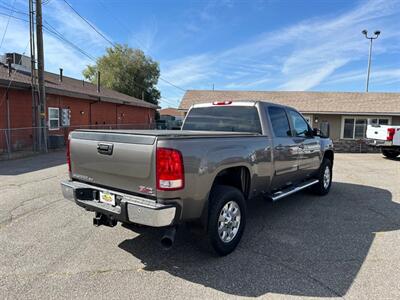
(0, 64, 158, 109)
(184, 89, 400, 96)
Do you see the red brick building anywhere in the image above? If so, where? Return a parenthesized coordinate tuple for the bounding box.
(0, 57, 157, 153)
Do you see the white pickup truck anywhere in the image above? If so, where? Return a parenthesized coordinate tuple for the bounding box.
(366, 125, 400, 158)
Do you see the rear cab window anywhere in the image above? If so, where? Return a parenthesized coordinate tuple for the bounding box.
(182, 106, 262, 133)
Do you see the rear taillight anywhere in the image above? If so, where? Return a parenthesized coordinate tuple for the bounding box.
(213, 101, 232, 105)
(66, 137, 71, 172)
(387, 128, 395, 141)
(156, 148, 184, 191)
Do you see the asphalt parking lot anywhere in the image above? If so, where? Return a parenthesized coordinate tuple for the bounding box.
(0, 152, 399, 299)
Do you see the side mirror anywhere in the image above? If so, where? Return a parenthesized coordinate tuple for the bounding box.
(313, 128, 321, 136)
(313, 123, 330, 138)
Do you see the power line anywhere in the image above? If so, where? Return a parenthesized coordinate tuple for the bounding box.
(0, 8, 96, 63)
(0, 1, 187, 96)
(0, 10, 28, 22)
(43, 21, 97, 62)
(0, 3, 28, 16)
(62, 0, 116, 48)
(158, 77, 186, 92)
(0, 0, 16, 51)
(60, 0, 163, 97)
(0, 2, 182, 106)
(95, 0, 187, 94)
(97, 0, 143, 49)
(0, 8, 97, 64)
(159, 97, 177, 106)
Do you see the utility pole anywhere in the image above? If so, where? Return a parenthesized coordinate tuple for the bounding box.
(362, 29, 380, 92)
(29, 0, 37, 152)
(35, 0, 47, 152)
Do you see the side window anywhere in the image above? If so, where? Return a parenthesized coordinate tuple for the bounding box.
(267, 106, 291, 137)
(288, 110, 310, 137)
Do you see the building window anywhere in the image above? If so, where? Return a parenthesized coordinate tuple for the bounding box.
(341, 116, 391, 139)
(48, 107, 60, 130)
(302, 115, 313, 125)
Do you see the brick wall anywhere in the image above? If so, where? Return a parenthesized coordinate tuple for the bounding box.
(116, 105, 155, 127)
(0, 87, 156, 152)
(0, 88, 35, 151)
(0, 87, 6, 151)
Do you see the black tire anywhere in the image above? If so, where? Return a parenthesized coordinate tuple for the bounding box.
(311, 158, 332, 196)
(208, 185, 246, 256)
(382, 149, 400, 159)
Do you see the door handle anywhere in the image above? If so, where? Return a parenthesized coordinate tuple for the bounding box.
(275, 145, 285, 150)
(298, 144, 304, 149)
(97, 143, 114, 155)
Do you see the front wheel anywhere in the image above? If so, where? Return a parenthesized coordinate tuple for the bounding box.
(208, 185, 246, 256)
(311, 158, 332, 196)
(382, 149, 400, 159)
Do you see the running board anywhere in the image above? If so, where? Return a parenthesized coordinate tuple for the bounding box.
(271, 179, 319, 202)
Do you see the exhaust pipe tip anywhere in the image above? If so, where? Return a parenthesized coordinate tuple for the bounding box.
(161, 226, 176, 250)
(161, 237, 174, 250)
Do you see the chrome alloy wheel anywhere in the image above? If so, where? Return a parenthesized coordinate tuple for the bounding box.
(323, 166, 331, 189)
(218, 201, 241, 243)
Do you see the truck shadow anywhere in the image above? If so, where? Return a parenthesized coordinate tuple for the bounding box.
(0, 151, 65, 175)
(118, 182, 399, 298)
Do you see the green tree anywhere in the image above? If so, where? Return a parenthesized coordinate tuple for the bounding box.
(83, 44, 160, 105)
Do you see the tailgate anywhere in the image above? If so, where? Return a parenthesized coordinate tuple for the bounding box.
(366, 125, 387, 140)
(69, 131, 157, 196)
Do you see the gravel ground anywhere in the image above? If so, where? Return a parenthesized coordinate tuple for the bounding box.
(0, 152, 399, 299)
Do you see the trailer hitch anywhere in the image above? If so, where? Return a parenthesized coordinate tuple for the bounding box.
(93, 213, 117, 227)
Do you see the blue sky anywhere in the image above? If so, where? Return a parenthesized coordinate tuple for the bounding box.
(1, 0, 399, 108)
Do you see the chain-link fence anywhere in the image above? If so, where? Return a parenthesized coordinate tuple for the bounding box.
(0, 122, 162, 159)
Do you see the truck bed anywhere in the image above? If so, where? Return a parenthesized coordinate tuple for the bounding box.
(75, 129, 260, 138)
(69, 129, 262, 198)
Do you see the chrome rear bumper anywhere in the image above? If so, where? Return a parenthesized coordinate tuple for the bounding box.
(61, 180, 176, 227)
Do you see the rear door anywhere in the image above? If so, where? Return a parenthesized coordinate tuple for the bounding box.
(266, 105, 302, 190)
(287, 109, 320, 177)
(70, 130, 157, 196)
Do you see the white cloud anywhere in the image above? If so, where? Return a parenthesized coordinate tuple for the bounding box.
(326, 68, 400, 86)
(160, 54, 217, 87)
(44, 0, 110, 50)
(2, 0, 399, 109)
(161, 0, 400, 95)
(279, 59, 349, 91)
(130, 18, 158, 54)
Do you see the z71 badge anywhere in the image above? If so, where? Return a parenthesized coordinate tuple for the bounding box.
(138, 186, 154, 194)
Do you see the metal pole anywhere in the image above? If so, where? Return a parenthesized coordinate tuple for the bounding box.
(365, 38, 373, 92)
(35, 0, 47, 152)
(6, 91, 11, 158)
(29, 0, 37, 152)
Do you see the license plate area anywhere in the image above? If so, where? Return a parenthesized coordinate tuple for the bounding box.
(99, 191, 116, 206)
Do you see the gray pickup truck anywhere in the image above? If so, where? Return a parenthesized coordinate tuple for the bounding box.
(61, 101, 334, 255)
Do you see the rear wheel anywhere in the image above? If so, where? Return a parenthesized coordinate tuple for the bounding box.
(382, 149, 400, 159)
(208, 185, 246, 256)
(312, 158, 332, 196)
